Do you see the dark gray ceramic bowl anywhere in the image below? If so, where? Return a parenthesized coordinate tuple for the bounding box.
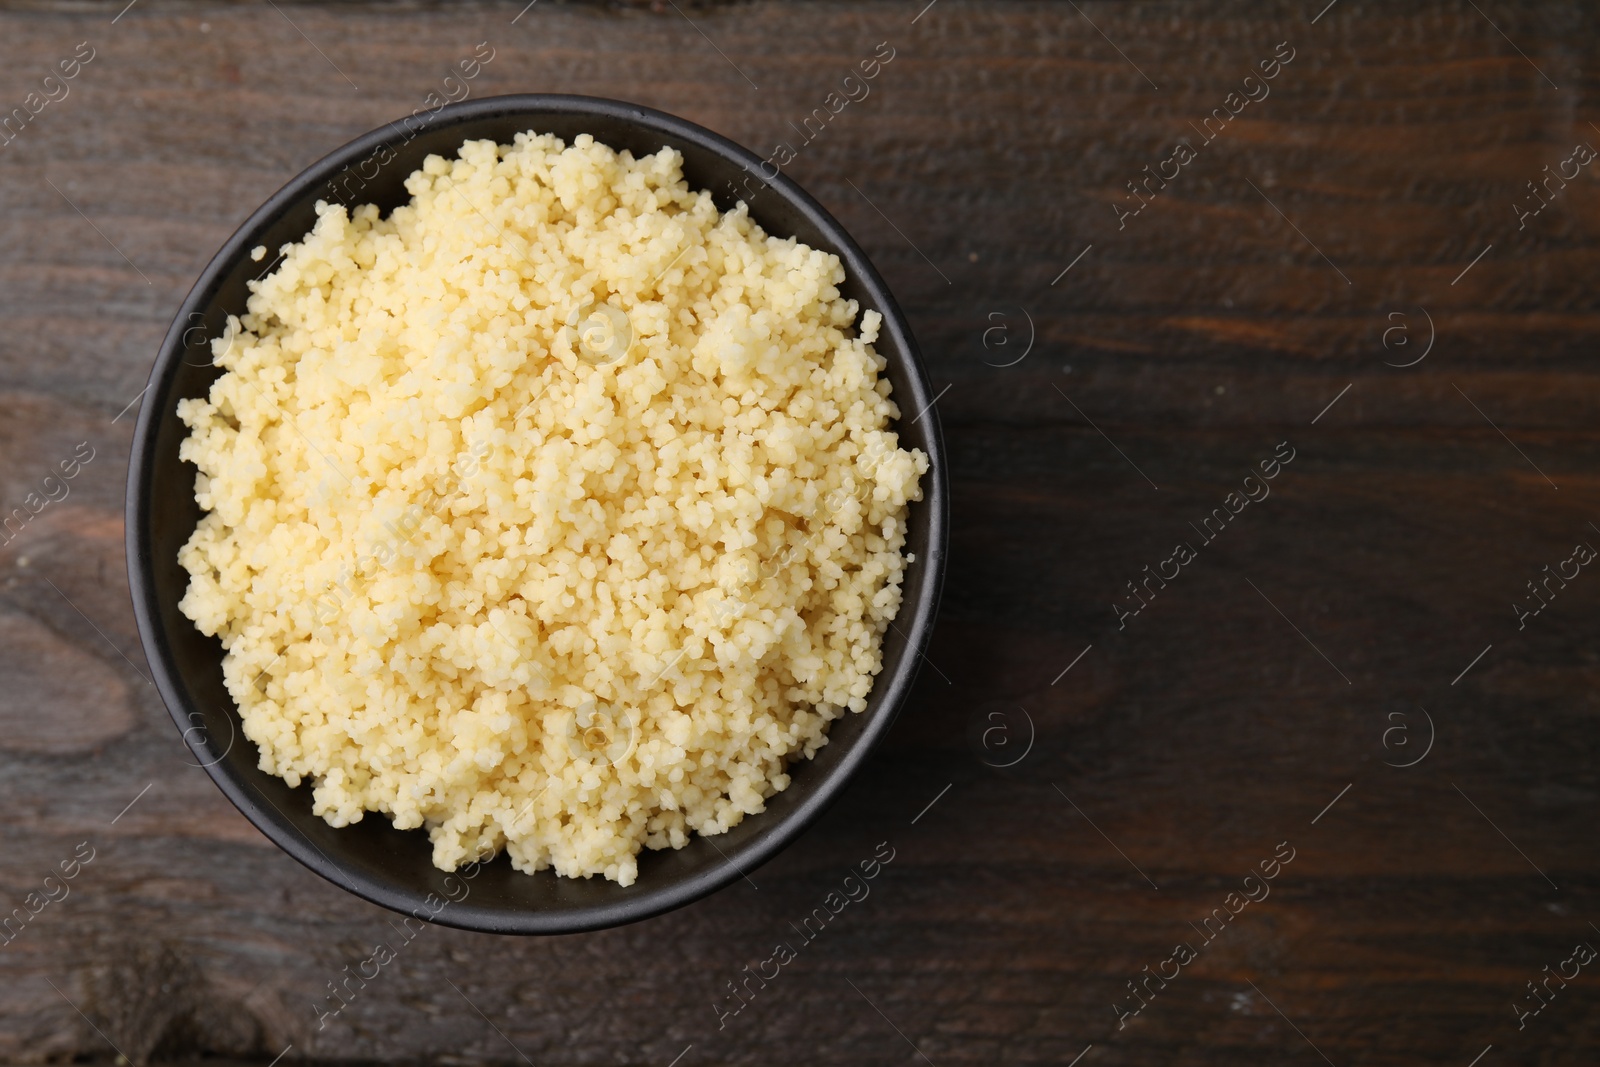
(126, 94, 947, 934)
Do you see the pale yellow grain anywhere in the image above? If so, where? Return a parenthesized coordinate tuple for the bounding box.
(177, 132, 926, 885)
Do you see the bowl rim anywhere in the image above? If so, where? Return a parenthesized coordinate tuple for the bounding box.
(125, 93, 948, 934)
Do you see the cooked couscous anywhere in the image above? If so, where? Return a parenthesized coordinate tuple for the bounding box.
(176, 132, 927, 885)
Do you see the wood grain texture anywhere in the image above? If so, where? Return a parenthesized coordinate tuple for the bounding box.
(1, 0, 1599, 1063)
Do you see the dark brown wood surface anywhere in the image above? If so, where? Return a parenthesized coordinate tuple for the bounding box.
(2, 0, 1599, 1063)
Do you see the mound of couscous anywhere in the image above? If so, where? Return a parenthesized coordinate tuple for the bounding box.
(176, 132, 927, 886)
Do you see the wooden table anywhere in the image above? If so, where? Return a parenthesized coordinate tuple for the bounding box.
(1, 0, 1597, 1063)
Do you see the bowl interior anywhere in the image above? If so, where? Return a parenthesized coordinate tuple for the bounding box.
(128, 96, 945, 933)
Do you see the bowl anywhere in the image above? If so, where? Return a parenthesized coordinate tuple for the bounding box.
(125, 94, 947, 934)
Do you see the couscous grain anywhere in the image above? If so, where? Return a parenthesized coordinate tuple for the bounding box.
(176, 132, 927, 885)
